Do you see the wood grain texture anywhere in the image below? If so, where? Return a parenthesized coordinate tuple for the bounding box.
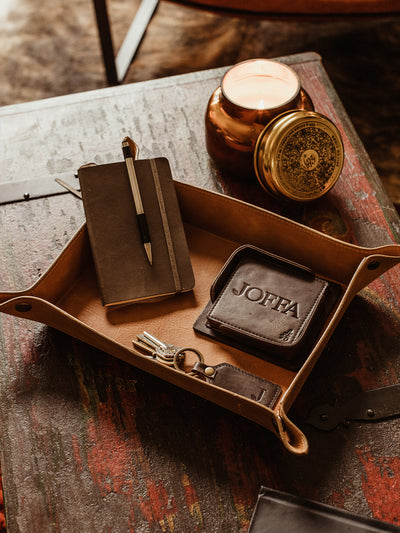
(0, 53, 400, 532)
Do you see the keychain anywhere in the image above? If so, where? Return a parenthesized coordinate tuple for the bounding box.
(133, 331, 282, 409)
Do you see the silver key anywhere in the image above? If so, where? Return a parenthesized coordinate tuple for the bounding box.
(133, 331, 182, 365)
(133, 331, 204, 371)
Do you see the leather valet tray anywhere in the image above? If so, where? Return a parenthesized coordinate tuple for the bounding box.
(1, 182, 400, 455)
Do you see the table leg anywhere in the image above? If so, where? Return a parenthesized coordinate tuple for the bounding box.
(92, 0, 119, 85)
(92, 0, 159, 85)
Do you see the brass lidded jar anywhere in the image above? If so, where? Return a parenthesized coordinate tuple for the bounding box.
(254, 109, 344, 202)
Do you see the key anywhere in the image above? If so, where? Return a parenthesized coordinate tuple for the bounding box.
(133, 331, 182, 365)
(134, 331, 168, 354)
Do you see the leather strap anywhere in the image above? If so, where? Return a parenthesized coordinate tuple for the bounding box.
(193, 361, 282, 409)
(150, 158, 182, 292)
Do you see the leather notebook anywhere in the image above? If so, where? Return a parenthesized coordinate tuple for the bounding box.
(194, 245, 340, 368)
(78, 158, 194, 307)
(248, 487, 400, 532)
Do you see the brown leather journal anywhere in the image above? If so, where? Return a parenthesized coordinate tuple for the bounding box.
(78, 158, 194, 306)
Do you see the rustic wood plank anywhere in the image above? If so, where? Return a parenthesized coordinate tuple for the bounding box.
(0, 52, 400, 532)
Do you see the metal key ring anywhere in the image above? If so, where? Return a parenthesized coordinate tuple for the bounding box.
(173, 347, 204, 372)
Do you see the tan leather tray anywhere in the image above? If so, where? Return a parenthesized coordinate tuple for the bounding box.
(1, 181, 400, 455)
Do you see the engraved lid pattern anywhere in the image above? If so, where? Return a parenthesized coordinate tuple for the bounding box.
(275, 120, 343, 199)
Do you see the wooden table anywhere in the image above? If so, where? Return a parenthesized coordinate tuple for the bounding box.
(0, 52, 400, 532)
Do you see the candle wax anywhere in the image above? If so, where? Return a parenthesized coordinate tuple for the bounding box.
(225, 75, 297, 110)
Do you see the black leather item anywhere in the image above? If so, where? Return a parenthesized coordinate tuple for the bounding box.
(192, 362, 281, 409)
(248, 487, 400, 532)
(197, 245, 340, 366)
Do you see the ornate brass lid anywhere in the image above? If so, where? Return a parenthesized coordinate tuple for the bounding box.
(254, 110, 344, 202)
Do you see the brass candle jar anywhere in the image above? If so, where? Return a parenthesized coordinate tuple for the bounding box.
(205, 59, 314, 180)
(254, 109, 344, 202)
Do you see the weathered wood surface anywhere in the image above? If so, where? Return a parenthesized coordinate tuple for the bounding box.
(0, 52, 400, 532)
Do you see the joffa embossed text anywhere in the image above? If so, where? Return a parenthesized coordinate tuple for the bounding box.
(232, 281, 300, 318)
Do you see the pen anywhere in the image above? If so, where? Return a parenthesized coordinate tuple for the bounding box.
(122, 137, 153, 265)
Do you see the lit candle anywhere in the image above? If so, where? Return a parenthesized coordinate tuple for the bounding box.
(222, 59, 300, 110)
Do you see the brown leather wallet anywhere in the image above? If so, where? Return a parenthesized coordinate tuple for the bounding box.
(197, 245, 340, 368)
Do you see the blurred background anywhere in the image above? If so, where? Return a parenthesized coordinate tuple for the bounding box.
(0, 0, 399, 206)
